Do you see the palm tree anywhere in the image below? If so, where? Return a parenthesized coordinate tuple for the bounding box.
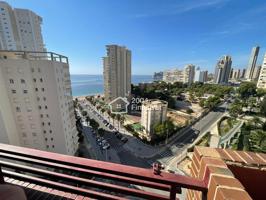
(116, 114, 121, 131)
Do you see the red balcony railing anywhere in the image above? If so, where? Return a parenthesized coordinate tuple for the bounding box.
(0, 143, 207, 200)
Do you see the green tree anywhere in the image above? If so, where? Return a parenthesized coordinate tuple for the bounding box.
(89, 119, 99, 130)
(229, 103, 242, 118)
(98, 128, 105, 137)
(238, 82, 256, 99)
(81, 110, 87, 117)
(260, 98, 266, 116)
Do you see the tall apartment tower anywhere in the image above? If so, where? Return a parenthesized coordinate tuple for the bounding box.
(214, 55, 232, 84)
(257, 54, 266, 88)
(141, 100, 168, 140)
(0, 51, 78, 155)
(245, 46, 260, 80)
(103, 45, 131, 102)
(0, 1, 45, 51)
(184, 64, 195, 84)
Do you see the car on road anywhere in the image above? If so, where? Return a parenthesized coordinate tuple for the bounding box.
(96, 137, 104, 143)
(102, 143, 110, 150)
(116, 133, 123, 139)
(121, 137, 128, 143)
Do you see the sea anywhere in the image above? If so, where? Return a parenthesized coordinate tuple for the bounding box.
(71, 74, 153, 97)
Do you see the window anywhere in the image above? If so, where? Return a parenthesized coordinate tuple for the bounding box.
(43, 130, 46, 134)
(52, 145, 55, 148)
(38, 105, 41, 110)
(33, 78, 36, 82)
(21, 79, 25, 84)
(32, 132, 37, 137)
(22, 133, 27, 137)
(12, 90, 16, 94)
(48, 122, 51, 126)
(40, 78, 43, 82)
(43, 97, 46, 101)
(16, 107, 21, 112)
(40, 114, 43, 118)
(23, 90, 28, 94)
(37, 97, 40, 101)
(51, 138, 53, 141)
(46, 145, 49, 148)
(49, 130, 52, 133)
(42, 122, 45, 126)
(41, 88, 45, 92)
(45, 105, 48, 109)
(9, 79, 14, 84)
(45, 138, 47, 141)
(35, 88, 38, 92)
(46, 114, 49, 118)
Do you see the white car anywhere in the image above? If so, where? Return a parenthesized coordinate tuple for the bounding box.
(102, 143, 110, 150)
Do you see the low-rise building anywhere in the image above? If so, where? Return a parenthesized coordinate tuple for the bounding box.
(141, 99, 168, 140)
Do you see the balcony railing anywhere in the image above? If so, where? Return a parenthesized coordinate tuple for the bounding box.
(0, 143, 207, 200)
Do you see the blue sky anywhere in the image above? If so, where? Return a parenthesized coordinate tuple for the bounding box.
(5, 0, 266, 75)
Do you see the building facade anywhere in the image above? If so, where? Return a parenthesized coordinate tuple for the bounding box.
(141, 99, 168, 139)
(103, 45, 131, 102)
(214, 55, 232, 84)
(0, 51, 78, 155)
(252, 65, 261, 81)
(153, 71, 163, 81)
(163, 69, 184, 83)
(194, 67, 207, 83)
(0, 1, 45, 51)
(184, 64, 195, 84)
(245, 46, 260, 80)
(257, 54, 266, 88)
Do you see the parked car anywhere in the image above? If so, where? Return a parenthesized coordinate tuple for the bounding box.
(121, 137, 128, 143)
(116, 133, 122, 139)
(102, 143, 110, 150)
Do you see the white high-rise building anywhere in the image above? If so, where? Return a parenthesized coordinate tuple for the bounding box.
(0, 1, 45, 51)
(103, 45, 131, 102)
(257, 54, 266, 89)
(0, 51, 78, 155)
(245, 46, 260, 80)
(214, 55, 232, 84)
(184, 64, 195, 84)
(141, 100, 168, 139)
(163, 69, 184, 83)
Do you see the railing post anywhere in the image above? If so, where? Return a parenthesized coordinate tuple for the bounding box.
(0, 166, 5, 184)
(202, 190, 207, 200)
(169, 185, 178, 200)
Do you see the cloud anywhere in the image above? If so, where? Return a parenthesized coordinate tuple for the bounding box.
(132, 0, 229, 18)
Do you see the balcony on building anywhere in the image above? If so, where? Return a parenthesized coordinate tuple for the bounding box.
(0, 143, 265, 200)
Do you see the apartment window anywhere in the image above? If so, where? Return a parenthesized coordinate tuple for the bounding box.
(23, 90, 28, 94)
(16, 107, 21, 112)
(45, 138, 47, 141)
(38, 105, 41, 110)
(49, 130, 52, 133)
(22, 133, 27, 137)
(46, 145, 49, 148)
(27, 107, 32, 112)
(35, 88, 38, 92)
(32, 132, 37, 137)
(12, 89, 16, 94)
(48, 122, 51, 126)
(43, 130, 46, 134)
(46, 114, 49, 118)
(37, 97, 40, 101)
(40, 114, 43, 118)
(9, 79, 14, 84)
(45, 105, 48, 109)
(51, 138, 53, 141)
(21, 79, 25, 84)
(42, 122, 45, 126)
(33, 78, 36, 82)
(40, 78, 43, 82)
(43, 97, 46, 101)
(41, 88, 45, 92)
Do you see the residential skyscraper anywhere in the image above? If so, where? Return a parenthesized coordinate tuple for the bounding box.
(257, 54, 266, 88)
(184, 64, 195, 84)
(194, 67, 208, 83)
(214, 55, 232, 84)
(252, 65, 261, 81)
(103, 45, 131, 102)
(0, 51, 78, 155)
(245, 46, 260, 80)
(141, 99, 168, 140)
(0, 1, 45, 51)
(163, 68, 184, 83)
